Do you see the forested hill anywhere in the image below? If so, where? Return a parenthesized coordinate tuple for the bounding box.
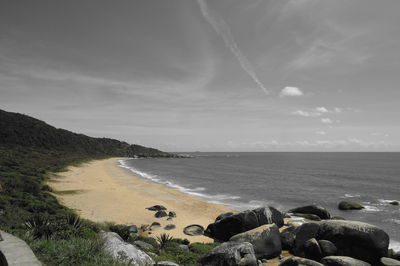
(0, 109, 174, 158)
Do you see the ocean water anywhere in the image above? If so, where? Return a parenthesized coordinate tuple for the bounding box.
(119, 152, 400, 251)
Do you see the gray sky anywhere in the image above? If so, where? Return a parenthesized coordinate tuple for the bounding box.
(1, 0, 400, 151)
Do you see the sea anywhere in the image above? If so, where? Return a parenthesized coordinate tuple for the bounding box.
(118, 152, 400, 251)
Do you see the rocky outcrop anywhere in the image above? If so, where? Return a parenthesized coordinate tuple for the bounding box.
(288, 205, 331, 220)
(229, 224, 281, 259)
(100, 231, 154, 266)
(338, 201, 364, 210)
(279, 256, 323, 266)
(303, 238, 322, 261)
(320, 256, 371, 266)
(280, 226, 299, 250)
(318, 240, 337, 257)
(204, 206, 284, 241)
(200, 241, 258, 266)
(293, 222, 321, 255)
(317, 220, 389, 264)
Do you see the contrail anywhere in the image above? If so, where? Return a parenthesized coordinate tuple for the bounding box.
(197, 0, 268, 95)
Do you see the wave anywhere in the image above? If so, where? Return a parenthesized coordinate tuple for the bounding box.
(390, 239, 400, 252)
(341, 193, 361, 198)
(118, 159, 241, 205)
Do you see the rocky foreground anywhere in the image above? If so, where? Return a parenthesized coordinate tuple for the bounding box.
(101, 204, 400, 266)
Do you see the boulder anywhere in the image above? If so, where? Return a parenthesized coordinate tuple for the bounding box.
(303, 238, 322, 261)
(164, 224, 176, 230)
(216, 212, 235, 222)
(146, 205, 167, 211)
(204, 206, 284, 241)
(150, 222, 161, 229)
(380, 257, 400, 266)
(321, 256, 371, 266)
(292, 213, 322, 221)
(155, 211, 168, 218)
(293, 223, 321, 255)
(100, 231, 154, 266)
(288, 205, 331, 220)
(389, 201, 399, 206)
(168, 211, 176, 217)
(317, 220, 389, 264)
(318, 240, 337, 257)
(279, 256, 323, 266)
(230, 224, 281, 259)
(184, 224, 204, 236)
(280, 226, 299, 250)
(338, 201, 364, 210)
(128, 225, 138, 234)
(177, 244, 190, 252)
(200, 241, 258, 266)
(133, 240, 154, 251)
(157, 261, 179, 266)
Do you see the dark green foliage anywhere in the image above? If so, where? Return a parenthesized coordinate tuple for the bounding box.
(157, 233, 174, 250)
(108, 224, 131, 241)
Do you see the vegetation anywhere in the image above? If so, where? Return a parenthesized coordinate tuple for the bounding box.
(0, 109, 213, 265)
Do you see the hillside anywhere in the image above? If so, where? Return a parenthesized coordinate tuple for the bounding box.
(0, 109, 174, 158)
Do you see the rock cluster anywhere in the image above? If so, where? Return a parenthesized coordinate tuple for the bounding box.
(200, 204, 398, 266)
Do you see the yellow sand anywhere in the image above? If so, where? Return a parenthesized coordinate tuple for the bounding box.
(49, 158, 235, 243)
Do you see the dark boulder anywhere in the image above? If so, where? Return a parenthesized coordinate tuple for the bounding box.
(389, 250, 400, 260)
(164, 224, 176, 230)
(279, 256, 323, 266)
(318, 240, 337, 257)
(155, 211, 168, 218)
(200, 241, 258, 266)
(303, 238, 323, 261)
(320, 256, 371, 266)
(288, 205, 331, 220)
(280, 226, 299, 250)
(146, 205, 167, 211)
(389, 201, 399, 206)
(183, 224, 204, 236)
(128, 225, 138, 234)
(293, 223, 321, 255)
(292, 213, 322, 221)
(317, 220, 389, 264)
(338, 201, 364, 210)
(380, 257, 400, 266)
(150, 222, 161, 229)
(204, 206, 284, 241)
(230, 224, 281, 259)
(216, 212, 235, 222)
(168, 211, 176, 217)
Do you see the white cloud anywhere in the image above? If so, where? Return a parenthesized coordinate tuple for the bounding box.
(321, 118, 333, 124)
(316, 131, 326, 135)
(280, 86, 303, 97)
(316, 107, 329, 113)
(293, 110, 320, 117)
(334, 107, 342, 113)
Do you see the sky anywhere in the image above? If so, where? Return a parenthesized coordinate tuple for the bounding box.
(1, 0, 400, 152)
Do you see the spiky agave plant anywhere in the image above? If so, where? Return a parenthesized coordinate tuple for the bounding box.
(156, 233, 174, 250)
(25, 215, 53, 240)
(65, 213, 82, 230)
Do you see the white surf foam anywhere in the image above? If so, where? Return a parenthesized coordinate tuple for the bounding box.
(118, 159, 241, 205)
(390, 239, 400, 252)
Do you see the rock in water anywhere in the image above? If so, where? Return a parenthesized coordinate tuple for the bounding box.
(146, 205, 167, 211)
(279, 256, 323, 266)
(380, 257, 400, 266)
(317, 220, 389, 264)
(100, 231, 154, 266)
(321, 256, 371, 266)
(229, 224, 281, 259)
(183, 224, 204, 236)
(288, 205, 331, 219)
(155, 211, 168, 218)
(291, 213, 321, 221)
(338, 201, 364, 210)
(204, 206, 284, 241)
(389, 201, 399, 206)
(200, 241, 258, 266)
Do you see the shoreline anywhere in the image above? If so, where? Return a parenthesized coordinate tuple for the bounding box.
(49, 158, 235, 243)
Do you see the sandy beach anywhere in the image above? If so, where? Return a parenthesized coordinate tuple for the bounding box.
(49, 158, 235, 243)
